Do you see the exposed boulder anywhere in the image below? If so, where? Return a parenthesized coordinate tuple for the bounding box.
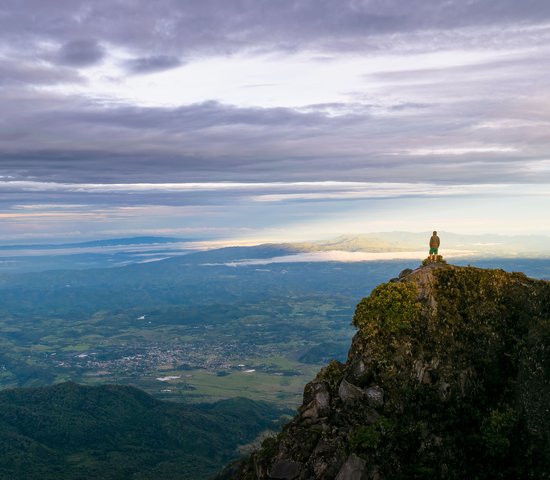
(335, 454, 367, 480)
(301, 381, 331, 419)
(398, 268, 413, 279)
(338, 379, 364, 404)
(364, 385, 384, 408)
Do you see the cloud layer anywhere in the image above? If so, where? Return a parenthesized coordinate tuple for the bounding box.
(1, 1, 550, 240)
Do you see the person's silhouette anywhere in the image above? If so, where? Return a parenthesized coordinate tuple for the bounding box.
(429, 231, 440, 261)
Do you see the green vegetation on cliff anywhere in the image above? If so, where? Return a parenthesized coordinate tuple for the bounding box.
(353, 282, 421, 335)
(229, 264, 550, 479)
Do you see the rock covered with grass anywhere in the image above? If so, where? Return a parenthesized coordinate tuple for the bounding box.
(422, 255, 447, 266)
(224, 264, 550, 479)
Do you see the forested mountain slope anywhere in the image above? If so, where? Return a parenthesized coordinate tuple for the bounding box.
(0, 382, 288, 479)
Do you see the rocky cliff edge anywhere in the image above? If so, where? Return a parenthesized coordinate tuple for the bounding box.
(223, 264, 550, 480)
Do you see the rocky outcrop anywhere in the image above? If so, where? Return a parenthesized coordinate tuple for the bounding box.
(335, 454, 366, 480)
(227, 264, 550, 479)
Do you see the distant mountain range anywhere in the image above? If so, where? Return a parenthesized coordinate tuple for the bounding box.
(289, 232, 550, 257)
(178, 232, 550, 266)
(1, 231, 550, 275)
(0, 236, 185, 251)
(2, 231, 550, 261)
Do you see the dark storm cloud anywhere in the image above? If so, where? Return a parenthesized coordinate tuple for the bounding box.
(123, 55, 183, 74)
(57, 39, 105, 66)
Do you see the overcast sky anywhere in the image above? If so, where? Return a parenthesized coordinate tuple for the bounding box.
(1, 0, 550, 242)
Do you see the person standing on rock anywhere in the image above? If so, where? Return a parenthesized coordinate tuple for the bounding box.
(429, 231, 440, 261)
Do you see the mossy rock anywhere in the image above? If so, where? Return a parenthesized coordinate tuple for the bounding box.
(353, 282, 421, 336)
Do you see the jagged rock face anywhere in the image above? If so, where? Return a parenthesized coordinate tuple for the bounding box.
(230, 265, 550, 480)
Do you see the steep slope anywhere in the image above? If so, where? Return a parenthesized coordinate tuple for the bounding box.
(227, 264, 550, 479)
(0, 381, 288, 479)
